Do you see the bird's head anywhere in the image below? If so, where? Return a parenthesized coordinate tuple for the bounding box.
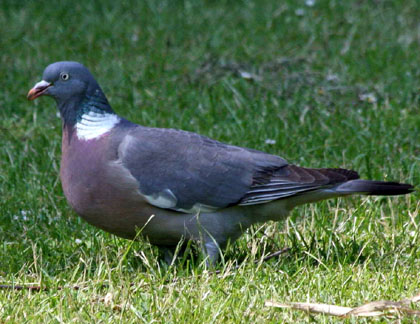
(28, 61, 112, 125)
(27, 61, 100, 102)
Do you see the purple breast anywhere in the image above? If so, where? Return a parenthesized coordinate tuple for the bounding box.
(60, 128, 113, 214)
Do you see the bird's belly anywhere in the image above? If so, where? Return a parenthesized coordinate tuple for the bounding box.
(63, 179, 250, 246)
(60, 159, 153, 239)
(59, 155, 210, 244)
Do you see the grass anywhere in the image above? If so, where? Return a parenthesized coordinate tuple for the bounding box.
(1, 0, 420, 322)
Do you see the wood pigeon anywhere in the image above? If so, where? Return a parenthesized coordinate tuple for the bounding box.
(27, 61, 414, 263)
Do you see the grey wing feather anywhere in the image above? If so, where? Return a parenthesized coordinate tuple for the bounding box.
(118, 126, 288, 212)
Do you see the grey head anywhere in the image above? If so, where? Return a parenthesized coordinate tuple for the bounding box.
(28, 61, 113, 125)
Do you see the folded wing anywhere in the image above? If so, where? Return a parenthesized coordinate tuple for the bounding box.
(118, 126, 288, 212)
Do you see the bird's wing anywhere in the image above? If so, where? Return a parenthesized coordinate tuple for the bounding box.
(117, 126, 288, 213)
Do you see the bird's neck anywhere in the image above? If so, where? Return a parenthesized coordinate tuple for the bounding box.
(60, 89, 119, 141)
(59, 88, 115, 123)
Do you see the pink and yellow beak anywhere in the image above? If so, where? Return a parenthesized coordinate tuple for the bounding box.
(27, 80, 52, 100)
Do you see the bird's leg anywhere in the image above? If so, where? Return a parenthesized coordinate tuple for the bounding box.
(158, 245, 177, 265)
(157, 237, 189, 265)
(201, 239, 223, 267)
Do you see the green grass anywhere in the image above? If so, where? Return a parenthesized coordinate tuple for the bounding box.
(1, 0, 420, 322)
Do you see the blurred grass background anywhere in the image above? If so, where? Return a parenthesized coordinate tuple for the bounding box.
(1, 0, 419, 322)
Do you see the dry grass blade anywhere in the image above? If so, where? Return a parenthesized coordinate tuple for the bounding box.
(266, 293, 420, 318)
(347, 300, 420, 317)
(265, 301, 352, 316)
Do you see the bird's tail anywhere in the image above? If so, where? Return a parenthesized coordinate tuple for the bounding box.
(240, 165, 414, 207)
(334, 179, 414, 196)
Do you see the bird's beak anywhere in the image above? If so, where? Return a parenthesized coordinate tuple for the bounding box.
(27, 80, 52, 100)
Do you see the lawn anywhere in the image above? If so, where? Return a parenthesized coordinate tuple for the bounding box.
(1, 0, 420, 322)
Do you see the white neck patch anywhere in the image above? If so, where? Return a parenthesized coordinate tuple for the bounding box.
(75, 111, 120, 140)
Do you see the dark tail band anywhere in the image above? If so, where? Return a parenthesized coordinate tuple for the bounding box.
(335, 179, 414, 196)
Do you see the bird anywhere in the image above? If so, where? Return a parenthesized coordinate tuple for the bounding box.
(27, 61, 414, 264)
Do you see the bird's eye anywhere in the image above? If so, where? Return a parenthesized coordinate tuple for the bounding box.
(60, 72, 69, 81)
